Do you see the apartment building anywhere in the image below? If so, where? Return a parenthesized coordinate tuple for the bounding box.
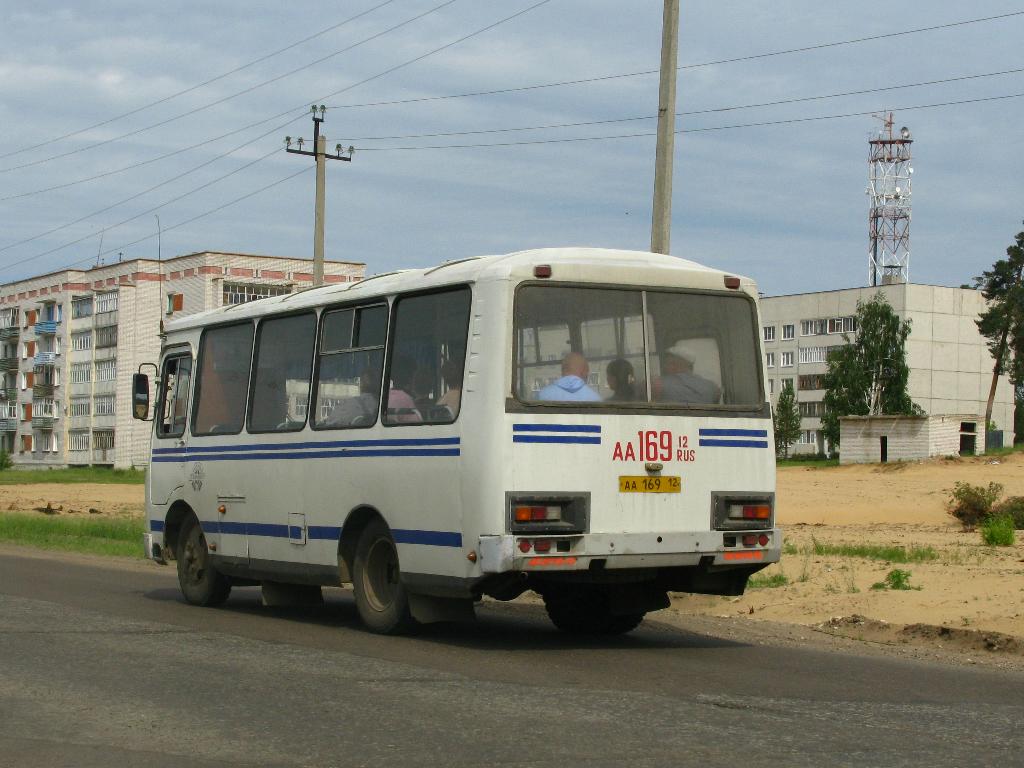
(760, 282, 1014, 455)
(0, 251, 364, 469)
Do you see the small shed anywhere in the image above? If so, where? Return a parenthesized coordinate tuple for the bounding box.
(839, 414, 985, 465)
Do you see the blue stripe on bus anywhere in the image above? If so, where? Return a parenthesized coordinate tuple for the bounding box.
(698, 428, 768, 438)
(698, 439, 769, 448)
(192, 521, 458, 546)
(152, 448, 460, 463)
(150, 520, 165, 532)
(152, 437, 459, 456)
(512, 424, 601, 433)
(512, 435, 601, 445)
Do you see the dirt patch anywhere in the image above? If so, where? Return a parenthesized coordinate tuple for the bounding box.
(815, 614, 1024, 658)
(2, 483, 143, 519)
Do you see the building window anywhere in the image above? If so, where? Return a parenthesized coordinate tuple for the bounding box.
(95, 359, 117, 382)
(798, 374, 826, 390)
(762, 326, 776, 342)
(800, 319, 828, 336)
(21, 434, 31, 452)
(71, 297, 93, 318)
(166, 293, 184, 314)
(69, 399, 90, 417)
(798, 346, 830, 364)
(69, 431, 90, 452)
(95, 325, 117, 349)
(782, 323, 795, 340)
(828, 316, 858, 334)
(71, 331, 92, 351)
(780, 351, 794, 367)
(96, 292, 118, 314)
(71, 363, 91, 384)
(799, 429, 818, 445)
(223, 283, 291, 306)
(94, 395, 116, 416)
(783, 377, 795, 391)
(94, 430, 115, 450)
(0, 307, 18, 328)
(769, 379, 774, 394)
(799, 401, 824, 417)
(765, 352, 775, 368)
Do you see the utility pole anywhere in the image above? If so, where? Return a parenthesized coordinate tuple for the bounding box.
(650, 0, 680, 255)
(285, 106, 354, 286)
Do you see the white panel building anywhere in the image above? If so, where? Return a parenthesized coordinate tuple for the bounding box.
(760, 282, 1013, 456)
(0, 251, 364, 469)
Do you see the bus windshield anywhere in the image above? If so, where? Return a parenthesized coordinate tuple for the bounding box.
(514, 284, 762, 407)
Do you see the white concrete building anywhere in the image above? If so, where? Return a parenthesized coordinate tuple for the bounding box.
(838, 414, 985, 464)
(760, 283, 1013, 455)
(0, 251, 364, 469)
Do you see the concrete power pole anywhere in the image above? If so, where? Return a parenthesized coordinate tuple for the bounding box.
(650, 0, 680, 255)
(285, 106, 354, 287)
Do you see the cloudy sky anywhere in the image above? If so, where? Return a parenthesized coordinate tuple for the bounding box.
(1, 1, 1022, 295)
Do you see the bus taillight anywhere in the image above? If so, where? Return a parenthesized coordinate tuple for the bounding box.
(514, 505, 561, 522)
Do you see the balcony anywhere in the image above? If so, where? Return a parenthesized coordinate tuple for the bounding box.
(0, 405, 16, 431)
(31, 415, 55, 430)
(0, 326, 18, 341)
(32, 383, 55, 398)
(0, 357, 17, 372)
(0, 387, 16, 400)
(33, 352, 57, 367)
(34, 320, 58, 335)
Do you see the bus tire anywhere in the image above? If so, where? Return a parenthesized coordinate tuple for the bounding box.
(176, 516, 231, 607)
(352, 518, 415, 634)
(542, 587, 645, 635)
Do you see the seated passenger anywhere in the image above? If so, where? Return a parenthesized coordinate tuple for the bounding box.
(606, 358, 637, 402)
(386, 355, 423, 424)
(325, 368, 380, 427)
(537, 352, 601, 402)
(435, 357, 464, 415)
(655, 343, 722, 404)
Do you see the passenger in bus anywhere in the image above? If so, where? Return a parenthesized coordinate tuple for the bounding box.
(325, 366, 380, 427)
(435, 357, 463, 415)
(537, 352, 601, 402)
(605, 358, 637, 401)
(655, 342, 721, 404)
(387, 355, 423, 424)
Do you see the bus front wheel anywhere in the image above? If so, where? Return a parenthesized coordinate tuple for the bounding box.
(176, 517, 231, 607)
(352, 518, 415, 634)
(542, 586, 645, 635)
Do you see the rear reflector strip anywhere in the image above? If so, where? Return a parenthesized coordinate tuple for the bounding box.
(723, 551, 764, 561)
(527, 556, 577, 567)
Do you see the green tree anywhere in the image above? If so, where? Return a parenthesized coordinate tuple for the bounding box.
(821, 293, 920, 448)
(973, 228, 1024, 431)
(773, 381, 801, 459)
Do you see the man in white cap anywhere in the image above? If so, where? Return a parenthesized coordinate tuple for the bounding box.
(656, 342, 722, 404)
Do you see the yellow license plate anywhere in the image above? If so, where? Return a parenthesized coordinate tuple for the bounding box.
(618, 476, 681, 493)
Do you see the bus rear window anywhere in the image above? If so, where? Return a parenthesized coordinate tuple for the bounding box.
(514, 285, 762, 407)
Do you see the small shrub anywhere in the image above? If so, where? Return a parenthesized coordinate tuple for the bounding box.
(991, 496, 1024, 530)
(980, 515, 1016, 546)
(748, 572, 788, 589)
(0, 447, 11, 471)
(870, 568, 920, 591)
(947, 481, 1003, 529)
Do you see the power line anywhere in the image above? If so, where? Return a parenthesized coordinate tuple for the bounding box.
(0, 0, 461, 175)
(0, 0, 399, 162)
(0, 0, 553, 202)
(328, 10, 1024, 110)
(340, 66, 1024, 142)
(0, 166, 313, 278)
(350, 91, 1024, 151)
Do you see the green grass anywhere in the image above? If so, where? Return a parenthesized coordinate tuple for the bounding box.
(804, 538, 938, 564)
(0, 513, 144, 558)
(980, 515, 1016, 546)
(870, 568, 921, 591)
(776, 457, 839, 469)
(747, 572, 789, 589)
(0, 467, 145, 485)
(983, 442, 1024, 458)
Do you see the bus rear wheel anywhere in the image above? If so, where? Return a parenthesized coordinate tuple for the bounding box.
(542, 587, 645, 635)
(176, 516, 231, 607)
(352, 518, 415, 634)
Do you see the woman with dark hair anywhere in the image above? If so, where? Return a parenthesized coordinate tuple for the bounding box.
(606, 358, 636, 401)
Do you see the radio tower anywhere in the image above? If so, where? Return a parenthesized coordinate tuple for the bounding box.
(867, 113, 913, 286)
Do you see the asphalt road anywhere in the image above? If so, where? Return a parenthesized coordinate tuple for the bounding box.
(1, 548, 1022, 768)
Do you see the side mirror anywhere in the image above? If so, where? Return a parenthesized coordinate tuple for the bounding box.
(132, 373, 150, 420)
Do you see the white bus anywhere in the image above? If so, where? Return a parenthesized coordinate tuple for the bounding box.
(136, 248, 779, 634)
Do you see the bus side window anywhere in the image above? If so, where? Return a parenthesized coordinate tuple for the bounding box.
(192, 323, 254, 436)
(313, 305, 387, 430)
(384, 287, 471, 426)
(248, 313, 315, 433)
(157, 355, 192, 439)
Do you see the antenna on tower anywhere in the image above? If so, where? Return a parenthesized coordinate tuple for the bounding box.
(867, 111, 913, 286)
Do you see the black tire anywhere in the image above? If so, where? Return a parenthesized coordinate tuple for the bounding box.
(543, 587, 645, 635)
(176, 516, 231, 607)
(352, 518, 415, 634)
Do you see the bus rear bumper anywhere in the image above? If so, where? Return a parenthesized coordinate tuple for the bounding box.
(478, 530, 782, 574)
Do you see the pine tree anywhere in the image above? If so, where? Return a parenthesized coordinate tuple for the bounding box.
(773, 381, 801, 459)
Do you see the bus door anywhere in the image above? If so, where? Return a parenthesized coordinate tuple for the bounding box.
(151, 351, 193, 507)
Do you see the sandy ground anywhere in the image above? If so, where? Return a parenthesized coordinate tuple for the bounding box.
(2, 454, 1023, 664)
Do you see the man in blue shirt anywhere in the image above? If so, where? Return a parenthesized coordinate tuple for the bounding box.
(537, 352, 602, 402)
